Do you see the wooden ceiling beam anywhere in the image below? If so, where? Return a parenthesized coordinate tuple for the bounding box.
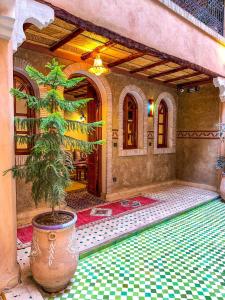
(164, 71, 202, 83)
(23, 23, 33, 31)
(108, 52, 144, 68)
(50, 28, 84, 51)
(111, 67, 174, 88)
(130, 60, 170, 74)
(177, 78, 212, 88)
(81, 40, 115, 60)
(148, 66, 187, 79)
(38, 2, 220, 78)
(21, 41, 81, 62)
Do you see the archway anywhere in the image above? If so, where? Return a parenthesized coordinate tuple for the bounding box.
(63, 62, 113, 197)
(64, 74, 102, 197)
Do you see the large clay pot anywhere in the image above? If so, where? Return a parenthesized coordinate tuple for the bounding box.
(220, 173, 225, 200)
(30, 211, 78, 292)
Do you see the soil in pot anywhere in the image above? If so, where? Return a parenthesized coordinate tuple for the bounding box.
(35, 211, 73, 226)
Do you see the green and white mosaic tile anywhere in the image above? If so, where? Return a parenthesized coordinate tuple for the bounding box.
(47, 199, 225, 300)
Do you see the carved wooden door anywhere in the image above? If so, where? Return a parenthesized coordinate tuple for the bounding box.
(87, 85, 102, 196)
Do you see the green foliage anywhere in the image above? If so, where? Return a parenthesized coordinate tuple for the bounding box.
(7, 59, 104, 212)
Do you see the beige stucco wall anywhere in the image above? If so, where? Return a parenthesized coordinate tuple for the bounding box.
(107, 73, 177, 192)
(176, 85, 220, 189)
(14, 48, 177, 211)
(14, 48, 220, 213)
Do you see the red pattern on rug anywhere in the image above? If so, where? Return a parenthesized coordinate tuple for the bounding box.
(17, 196, 157, 247)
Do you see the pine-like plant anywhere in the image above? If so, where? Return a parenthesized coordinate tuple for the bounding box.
(6, 59, 103, 217)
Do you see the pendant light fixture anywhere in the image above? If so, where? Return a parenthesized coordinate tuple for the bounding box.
(88, 54, 110, 76)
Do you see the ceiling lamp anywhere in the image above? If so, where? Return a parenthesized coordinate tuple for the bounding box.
(88, 54, 110, 76)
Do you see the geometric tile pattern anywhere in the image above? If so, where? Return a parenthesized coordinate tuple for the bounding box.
(7, 185, 219, 300)
(47, 199, 225, 300)
(76, 185, 218, 253)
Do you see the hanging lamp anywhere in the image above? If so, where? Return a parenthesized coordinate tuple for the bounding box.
(88, 54, 110, 76)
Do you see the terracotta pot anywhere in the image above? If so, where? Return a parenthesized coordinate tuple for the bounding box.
(30, 211, 78, 292)
(220, 173, 225, 200)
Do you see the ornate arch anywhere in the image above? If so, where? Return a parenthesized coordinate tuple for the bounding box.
(118, 84, 148, 156)
(13, 57, 40, 97)
(63, 62, 113, 194)
(154, 92, 176, 154)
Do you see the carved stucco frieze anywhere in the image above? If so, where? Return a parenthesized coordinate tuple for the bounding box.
(213, 77, 225, 102)
(12, 0, 54, 52)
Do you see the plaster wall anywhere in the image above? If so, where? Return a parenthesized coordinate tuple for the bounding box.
(107, 73, 177, 192)
(14, 48, 177, 211)
(176, 85, 220, 189)
(14, 47, 220, 213)
(44, 0, 225, 77)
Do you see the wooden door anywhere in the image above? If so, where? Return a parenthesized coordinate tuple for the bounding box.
(87, 85, 102, 196)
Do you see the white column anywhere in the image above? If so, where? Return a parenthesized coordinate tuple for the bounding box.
(0, 0, 54, 290)
(213, 77, 225, 198)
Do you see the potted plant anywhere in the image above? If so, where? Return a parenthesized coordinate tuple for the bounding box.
(5, 59, 103, 292)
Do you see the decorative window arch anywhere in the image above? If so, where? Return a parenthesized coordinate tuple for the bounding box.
(123, 94, 138, 149)
(119, 85, 147, 156)
(13, 72, 36, 155)
(154, 92, 176, 154)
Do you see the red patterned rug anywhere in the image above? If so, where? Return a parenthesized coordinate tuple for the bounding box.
(17, 196, 157, 249)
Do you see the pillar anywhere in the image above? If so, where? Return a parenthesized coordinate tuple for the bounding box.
(213, 77, 225, 198)
(0, 0, 54, 291)
(0, 2, 19, 291)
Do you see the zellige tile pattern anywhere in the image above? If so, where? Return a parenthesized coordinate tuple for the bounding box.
(47, 199, 225, 300)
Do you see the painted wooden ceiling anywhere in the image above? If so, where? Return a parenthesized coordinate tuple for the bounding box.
(22, 17, 211, 89)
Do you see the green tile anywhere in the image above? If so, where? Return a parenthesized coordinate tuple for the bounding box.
(46, 200, 225, 300)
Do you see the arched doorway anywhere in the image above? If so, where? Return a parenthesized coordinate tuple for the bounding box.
(64, 74, 102, 197)
(63, 62, 113, 198)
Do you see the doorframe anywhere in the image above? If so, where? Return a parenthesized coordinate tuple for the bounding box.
(63, 62, 113, 197)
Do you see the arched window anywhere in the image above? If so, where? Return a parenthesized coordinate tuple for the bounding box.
(13, 73, 35, 154)
(123, 94, 138, 149)
(157, 100, 168, 148)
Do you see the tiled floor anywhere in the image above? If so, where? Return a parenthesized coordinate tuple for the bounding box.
(76, 185, 218, 253)
(47, 199, 225, 300)
(4, 184, 219, 300)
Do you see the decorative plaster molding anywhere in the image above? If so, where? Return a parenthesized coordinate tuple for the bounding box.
(0, 15, 15, 40)
(12, 0, 54, 52)
(118, 85, 148, 157)
(147, 130, 154, 139)
(112, 129, 118, 139)
(177, 130, 219, 140)
(154, 92, 176, 154)
(213, 77, 225, 102)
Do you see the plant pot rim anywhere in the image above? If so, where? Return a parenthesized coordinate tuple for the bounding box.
(32, 210, 77, 230)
